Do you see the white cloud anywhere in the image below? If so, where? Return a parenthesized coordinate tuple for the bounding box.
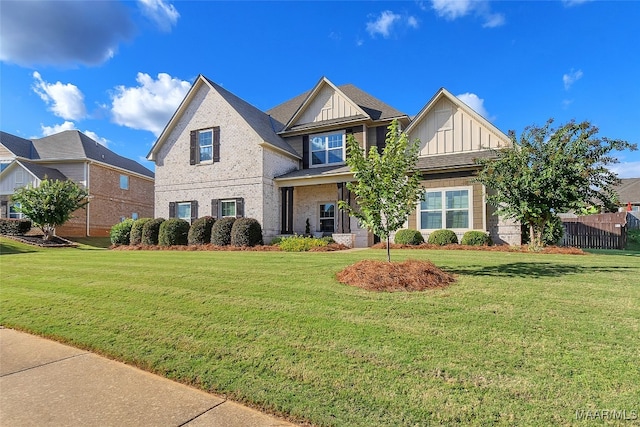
(0, 1, 133, 67)
(563, 69, 583, 90)
(609, 161, 640, 179)
(32, 72, 87, 121)
(38, 121, 109, 147)
(138, 0, 180, 32)
(457, 92, 491, 119)
(562, 0, 594, 7)
(111, 72, 191, 136)
(430, 0, 505, 28)
(366, 10, 419, 38)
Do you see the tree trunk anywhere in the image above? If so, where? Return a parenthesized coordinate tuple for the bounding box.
(386, 235, 391, 262)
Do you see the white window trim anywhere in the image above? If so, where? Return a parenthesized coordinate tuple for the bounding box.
(176, 202, 192, 221)
(309, 130, 346, 168)
(9, 202, 23, 219)
(318, 201, 337, 233)
(220, 199, 237, 218)
(198, 129, 214, 164)
(417, 186, 473, 231)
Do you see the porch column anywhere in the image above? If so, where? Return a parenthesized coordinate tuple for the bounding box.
(337, 182, 351, 233)
(280, 186, 294, 234)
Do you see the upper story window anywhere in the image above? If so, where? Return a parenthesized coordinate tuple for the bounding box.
(310, 131, 345, 167)
(119, 174, 129, 190)
(190, 127, 220, 165)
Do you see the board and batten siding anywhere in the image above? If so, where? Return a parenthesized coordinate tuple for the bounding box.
(410, 97, 505, 156)
(294, 85, 361, 126)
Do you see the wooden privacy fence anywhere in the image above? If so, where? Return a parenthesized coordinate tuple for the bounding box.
(561, 212, 628, 250)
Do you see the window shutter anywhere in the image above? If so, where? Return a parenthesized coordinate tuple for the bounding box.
(191, 201, 198, 221)
(190, 131, 197, 165)
(235, 197, 244, 218)
(376, 126, 387, 154)
(302, 135, 309, 169)
(211, 199, 219, 219)
(213, 127, 221, 162)
(169, 202, 176, 218)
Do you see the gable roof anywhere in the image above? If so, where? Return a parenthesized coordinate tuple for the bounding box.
(0, 132, 39, 159)
(405, 87, 509, 143)
(614, 178, 640, 204)
(148, 75, 299, 161)
(12, 159, 69, 181)
(267, 78, 408, 133)
(31, 131, 154, 178)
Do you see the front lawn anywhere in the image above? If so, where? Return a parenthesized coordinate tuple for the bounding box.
(1, 237, 638, 426)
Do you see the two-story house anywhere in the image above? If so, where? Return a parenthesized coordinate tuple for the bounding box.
(147, 75, 520, 247)
(0, 130, 155, 237)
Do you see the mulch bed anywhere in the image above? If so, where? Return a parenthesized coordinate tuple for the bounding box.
(2, 234, 77, 247)
(371, 242, 586, 255)
(336, 259, 456, 292)
(110, 243, 350, 252)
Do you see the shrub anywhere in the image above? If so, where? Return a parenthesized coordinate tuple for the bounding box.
(394, 229, 425, 245)
(110, 219, 134, 246)
(278, 235, 328, 252)
(230, 217, 263, 247)
(158, 218, 190, 246)
(211, 217, 236, 246)
(461, 230, 492, 246)
(130, 218, 152, 245)
(427, 229, 458, 245)
(270, 236, 283, 245)
(0, 218, 32, 235)
(141, 218, 165, 246)
(188, 216, 216, 245)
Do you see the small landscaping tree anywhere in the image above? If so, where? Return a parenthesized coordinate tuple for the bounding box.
(339, 119, 423, 262)
(11, 179, 88, 241)
(475, 119, 636, 249)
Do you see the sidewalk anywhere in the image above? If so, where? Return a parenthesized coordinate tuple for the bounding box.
(0, 328, 298, 426)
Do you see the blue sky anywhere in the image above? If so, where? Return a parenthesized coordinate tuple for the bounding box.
(1, 0, 639, 177)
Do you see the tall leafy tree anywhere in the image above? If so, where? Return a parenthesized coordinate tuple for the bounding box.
(475, 119, 636, 249)
(339, 119, 423, 262)
(12, 179, 89, 240)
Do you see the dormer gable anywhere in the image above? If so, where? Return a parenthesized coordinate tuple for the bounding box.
(406, 88, 510, 157)
(284, 77, 370, 131)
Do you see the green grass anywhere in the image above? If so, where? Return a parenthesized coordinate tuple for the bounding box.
(1, 237, 639, 426)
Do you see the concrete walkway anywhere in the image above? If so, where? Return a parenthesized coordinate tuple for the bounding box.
(0, 328, 297, 426)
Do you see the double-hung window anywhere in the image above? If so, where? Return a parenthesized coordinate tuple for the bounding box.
(419, 188, 471, 230)
(190, 127, 220, 165)
(310, 131, 345, 166)
(319, 202, 335, 232)
(198, 130, 213, 162)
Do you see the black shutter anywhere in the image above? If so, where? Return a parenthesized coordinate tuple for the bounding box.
(235, 197, 244, 218)
(169, 202, 176, 218)
(302, 135, 309, 169)
(213, 127, 221, 162)
(190, 131, 197, 165)
(211, 199, 219, 219)
(376, 126, 387, 154)
(190, 201, 198, 222)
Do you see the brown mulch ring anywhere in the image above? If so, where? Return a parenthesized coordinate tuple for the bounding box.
(2, 234, 77, 247)
(336, 259, 456, 292)
(371, 242, 586, 255)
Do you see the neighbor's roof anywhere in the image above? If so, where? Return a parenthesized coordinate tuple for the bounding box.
(613, 178, 640, 204)
(0, 132, 39, 159)
(29, 131, 154, 178)
(16, 159, 68, 181)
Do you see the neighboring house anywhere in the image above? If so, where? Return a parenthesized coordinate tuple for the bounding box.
(613, 178, 640, 212)
(148, 75, 520, 247)
(0, 130, 154, 237)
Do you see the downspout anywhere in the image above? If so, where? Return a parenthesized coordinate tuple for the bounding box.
(86, 162, 90, 236)
(482, 183, 487, 232)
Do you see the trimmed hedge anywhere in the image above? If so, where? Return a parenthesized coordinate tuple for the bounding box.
(159, 218, 190, 246)
(188, 216, 216, 245)
(278, 235, 328, 252)
(461, 230, 492, 246)
(110, 219, 134, 246)
(230, 218, 263, 247)
(141, 218, 165, 246)
(211, 217, 236, 246)
(0, 218, 32, 235)
(427, 229, 458, 245)
(130, 218, 152, 245)
(394, 229, 424, 245)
